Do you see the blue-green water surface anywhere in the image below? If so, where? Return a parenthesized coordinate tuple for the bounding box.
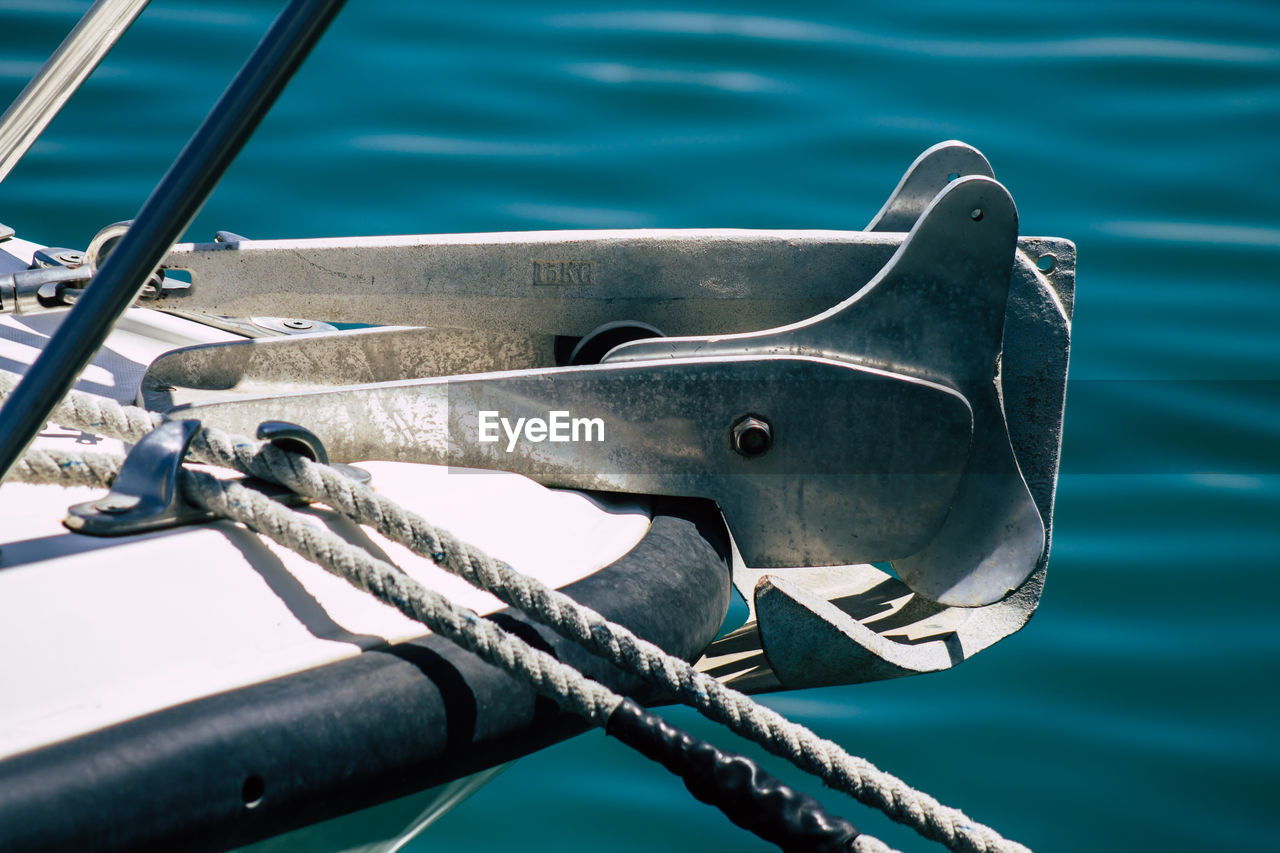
(1, 2, 1276, 851)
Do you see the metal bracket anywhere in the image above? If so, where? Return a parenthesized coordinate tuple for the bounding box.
(165, 177, 1023, 577)
(114, 142, 1073, 690)
(149, 141, 1025, 336)
(135, 141, 1071, 407)
(86, 219, 189, 303)
(64, 419, 369, 536)
(608, 175, 1043, 606)
(696, 561, 1048, 693)
(0, 264, 91, 315)
(65, 420, 211, 536)
(866, 140, 994, 231)
(255, 420, 372, 486)
(696, 179, 1073, 690)
(0, 220, 196, 318)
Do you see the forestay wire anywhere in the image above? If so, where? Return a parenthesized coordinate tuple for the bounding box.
(0, 371, 1030, 853)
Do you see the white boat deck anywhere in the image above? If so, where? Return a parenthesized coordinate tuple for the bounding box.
(0, 238, 650, 761)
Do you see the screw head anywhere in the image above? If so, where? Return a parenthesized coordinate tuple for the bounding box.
(731, 415, 772, 457)
(282, 318, 314, 330)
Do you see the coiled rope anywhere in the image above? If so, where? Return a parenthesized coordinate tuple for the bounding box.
(1, 372, 1029, 853)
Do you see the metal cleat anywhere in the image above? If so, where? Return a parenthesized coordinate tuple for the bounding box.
(64, 419, 369, 536)
(64, 420, 209, 537)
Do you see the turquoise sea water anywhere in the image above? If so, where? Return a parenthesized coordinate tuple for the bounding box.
(1, 1, 1277, 851)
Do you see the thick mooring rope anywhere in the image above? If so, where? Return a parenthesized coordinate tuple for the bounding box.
(0, 373, 1028, 853)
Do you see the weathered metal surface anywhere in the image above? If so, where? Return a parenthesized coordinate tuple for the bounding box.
(159, 230, 1069, 338)
(142, 233, 1070, 413)
(751, 561, 1045, 689)
(610, 176, 1044, 606)
(170, 176, 1051, 592)
(133, 143, 1076, 691)
(865, 140, 994, 232)
(0, 265, 90, 316)
(248, 316, 339, 335)
(141, 233, 1069, 409)
(162, 228, 901, 335)
(155, 139, 1002, 337)
(139, 326, 556, 409)
(174, 355, 972, 569)
(735, 249, 1070, 686)
(698, 188, 1074, 690)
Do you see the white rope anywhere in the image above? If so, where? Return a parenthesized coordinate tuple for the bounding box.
(2, 442, 625, 726)
(6, 446, 899, 853)
(0, 371, 1025, 853)
(10, 445, 123, 488)
(239, 443, 1022, 853)
(182, 468, 626, 727)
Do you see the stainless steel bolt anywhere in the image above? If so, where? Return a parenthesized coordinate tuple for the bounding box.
(282, 318, 314, 330)
(731, 415, 772, 457)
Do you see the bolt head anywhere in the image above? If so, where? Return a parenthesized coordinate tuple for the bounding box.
(731, 415, 772, 457)
(282, 318, 314, 330)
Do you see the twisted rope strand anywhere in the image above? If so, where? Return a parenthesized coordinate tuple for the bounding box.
(4, 447, 896, 853)
(0, 371, 1025, 853)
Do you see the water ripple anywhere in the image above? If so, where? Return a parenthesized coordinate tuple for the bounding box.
(549, 11, 867, 44)
(1095, 220, 1280, 249)
(0, 61, 41, 82)
(141, 7, 260, 28)
(0, 1, 86, 14)
(502, 202, 657, 228)
(566, 63, 787, 93)
(350, 134, 589, 158)
(3, 3, 1277, 851)
(551, 12, 1280, 64)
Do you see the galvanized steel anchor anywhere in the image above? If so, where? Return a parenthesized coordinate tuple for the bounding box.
(120, 142, 1072, 690)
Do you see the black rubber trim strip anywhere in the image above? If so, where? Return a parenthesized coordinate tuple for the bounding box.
(0, 498, 730, 852)
(607, 699, 860, 853)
